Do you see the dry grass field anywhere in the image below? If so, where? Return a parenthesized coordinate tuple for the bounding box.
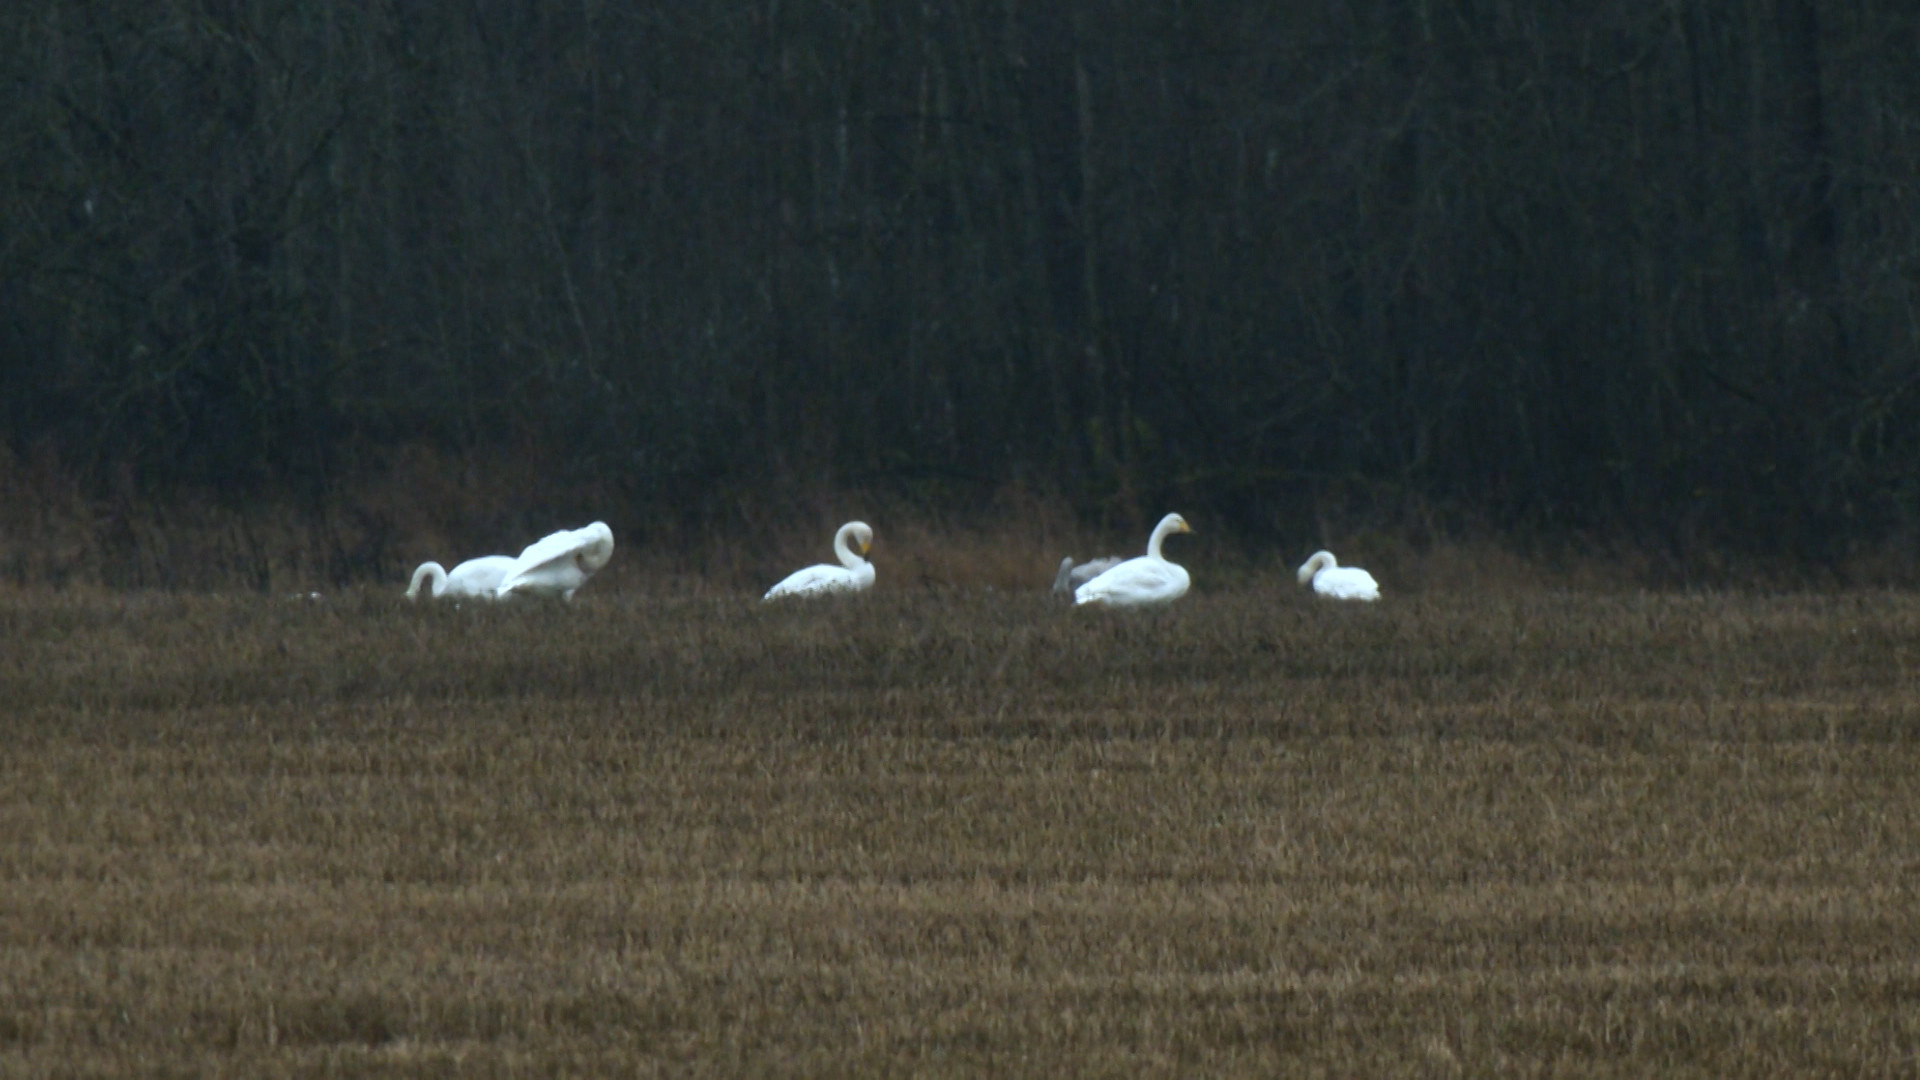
(3, 577, 1919, 1076)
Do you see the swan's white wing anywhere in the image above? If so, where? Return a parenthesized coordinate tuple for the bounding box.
(444, 555, 516, 597)
(497, 523, 615, 599)
(1073, 556, 1190, 607)
(1313, 566, 1380, 601)
(763, 561, 874, 601)
(509, 526, 591, 571)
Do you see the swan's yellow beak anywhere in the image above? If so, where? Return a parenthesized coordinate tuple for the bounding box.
(858, 537, 871, 555)
(1177, 521, 1194, 534)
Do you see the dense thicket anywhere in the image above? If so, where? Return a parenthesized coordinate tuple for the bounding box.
(3, 2, 1917, 563)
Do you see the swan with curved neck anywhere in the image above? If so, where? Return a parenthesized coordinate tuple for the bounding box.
(1053, 554, 1125, 596)
(406, 555, 516, 600)
(1297, 550, 1380, 601)
(494, 521, 616, 600)
(764, 521, 875, 600)
(1073, 513, 1193, 607)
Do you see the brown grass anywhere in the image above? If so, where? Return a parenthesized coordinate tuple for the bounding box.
(3, 579, 1919, 1076)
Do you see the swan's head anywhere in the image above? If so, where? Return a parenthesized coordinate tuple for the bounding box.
(1053, 556, 1076, 594)
(1151, 513, 1194, 543)
(1297, 550, 1336, 584)
(578, 522, 616, 573)
(839, 521, 873, 557)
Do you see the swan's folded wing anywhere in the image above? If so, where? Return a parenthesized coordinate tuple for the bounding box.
(448, 555, 517, 596)
(765, 564, 858, 600)
(1074, 558, 1187, 604)
(1318, 567, 1381, 600)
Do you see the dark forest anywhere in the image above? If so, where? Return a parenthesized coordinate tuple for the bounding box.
(3, 2, 1918, 585)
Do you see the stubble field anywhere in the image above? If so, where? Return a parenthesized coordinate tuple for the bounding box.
(3, 579, 1919, 1076)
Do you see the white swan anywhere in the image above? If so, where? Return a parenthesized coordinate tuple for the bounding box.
(406, 555, 516, 600)
(1297, 550, 1380, 601)
(764, 521, 874, 600)
(1073, 513, 1193, 607)
(1052, 555, 1125, 596)
(494, 521, 616, 600)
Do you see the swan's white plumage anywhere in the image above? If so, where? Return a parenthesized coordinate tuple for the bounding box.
(406, 555, 516, 600)
(1297, 550, 1380, 601)
(1073, 513, 1193, 608)
(494, 521, 615, 600)
(764, 521, 874, 600)
(1052, 555, 1125, 596)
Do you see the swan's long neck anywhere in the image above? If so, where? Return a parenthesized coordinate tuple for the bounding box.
(1299, 551, 1336, 583)
(1147, 518, 1179, 560)
(407, 562, 448, 598)
(833, 526, 866, 569)
(1053, 557, 1075, 593)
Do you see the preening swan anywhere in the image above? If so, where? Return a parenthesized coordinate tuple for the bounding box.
(494, 521, 616, 600)
(406, 555, 516, 600)
(764, 521, 875, 600)
(1297, 550, 1380, 601)
(1073, 513, 1193, 608)
(1052, 555, 1125, 596)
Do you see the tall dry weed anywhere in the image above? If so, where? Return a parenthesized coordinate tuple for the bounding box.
(2, 439, 1915, 595)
